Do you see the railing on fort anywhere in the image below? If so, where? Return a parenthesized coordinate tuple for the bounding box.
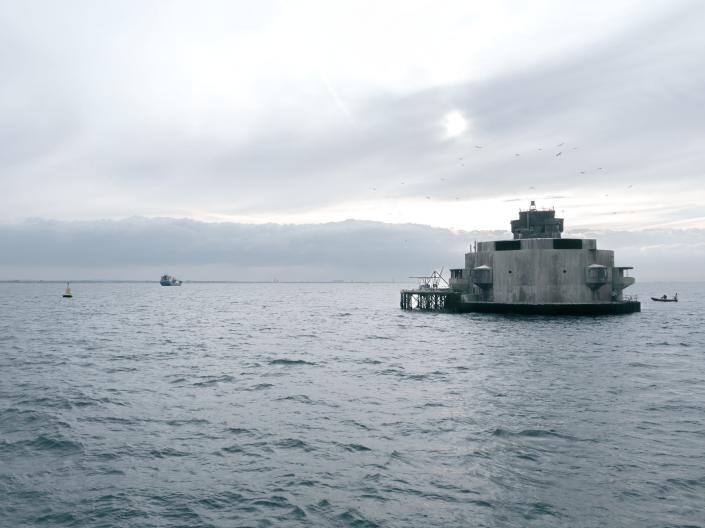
(400, 288, 460, 311)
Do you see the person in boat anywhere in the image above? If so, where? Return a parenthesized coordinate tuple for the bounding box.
(662, 294, 668, 300)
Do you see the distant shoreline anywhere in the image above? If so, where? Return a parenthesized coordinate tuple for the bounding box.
(0, 280, 402, 284)
(0, 280, 699, 285)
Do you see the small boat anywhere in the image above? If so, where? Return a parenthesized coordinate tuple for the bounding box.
(160, 274, 182, 286)
(651, 293, 678, 302)
(62, 282, 73, 298)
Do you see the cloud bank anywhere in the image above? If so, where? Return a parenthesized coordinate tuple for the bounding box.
(1, 218, 702, 281)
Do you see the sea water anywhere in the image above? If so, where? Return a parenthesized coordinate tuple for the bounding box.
(1, 282, 704, 527)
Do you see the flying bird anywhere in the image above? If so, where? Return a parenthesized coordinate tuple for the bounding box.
(475, 145, 483, 149)
(556, 142, 564, 147)
(515, 153, 520, 156)
(556, 152, 563, 157)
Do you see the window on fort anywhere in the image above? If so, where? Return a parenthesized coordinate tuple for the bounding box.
(553, 239, 582, 249)
(495, 240, 521, 251)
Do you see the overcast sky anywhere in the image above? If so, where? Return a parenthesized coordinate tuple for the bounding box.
(1, 0, 704, 279)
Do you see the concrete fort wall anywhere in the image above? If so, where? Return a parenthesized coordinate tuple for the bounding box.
(491, 248, 614, 303)
(463, 238, 620, 304)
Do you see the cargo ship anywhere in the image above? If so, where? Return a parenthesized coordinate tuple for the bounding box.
(160, 274, 182, 286)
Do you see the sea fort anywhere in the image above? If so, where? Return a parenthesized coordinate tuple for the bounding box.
(401, 202, 640, 314)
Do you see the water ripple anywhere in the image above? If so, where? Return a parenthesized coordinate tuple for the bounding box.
(1, 281, 704, 527)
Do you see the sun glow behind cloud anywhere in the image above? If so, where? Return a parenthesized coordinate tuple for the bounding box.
(443, 111, 468, 138)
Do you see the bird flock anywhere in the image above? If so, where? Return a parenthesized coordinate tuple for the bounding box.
(366, 139, 637, 227)
(369, 140, 634, 201)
